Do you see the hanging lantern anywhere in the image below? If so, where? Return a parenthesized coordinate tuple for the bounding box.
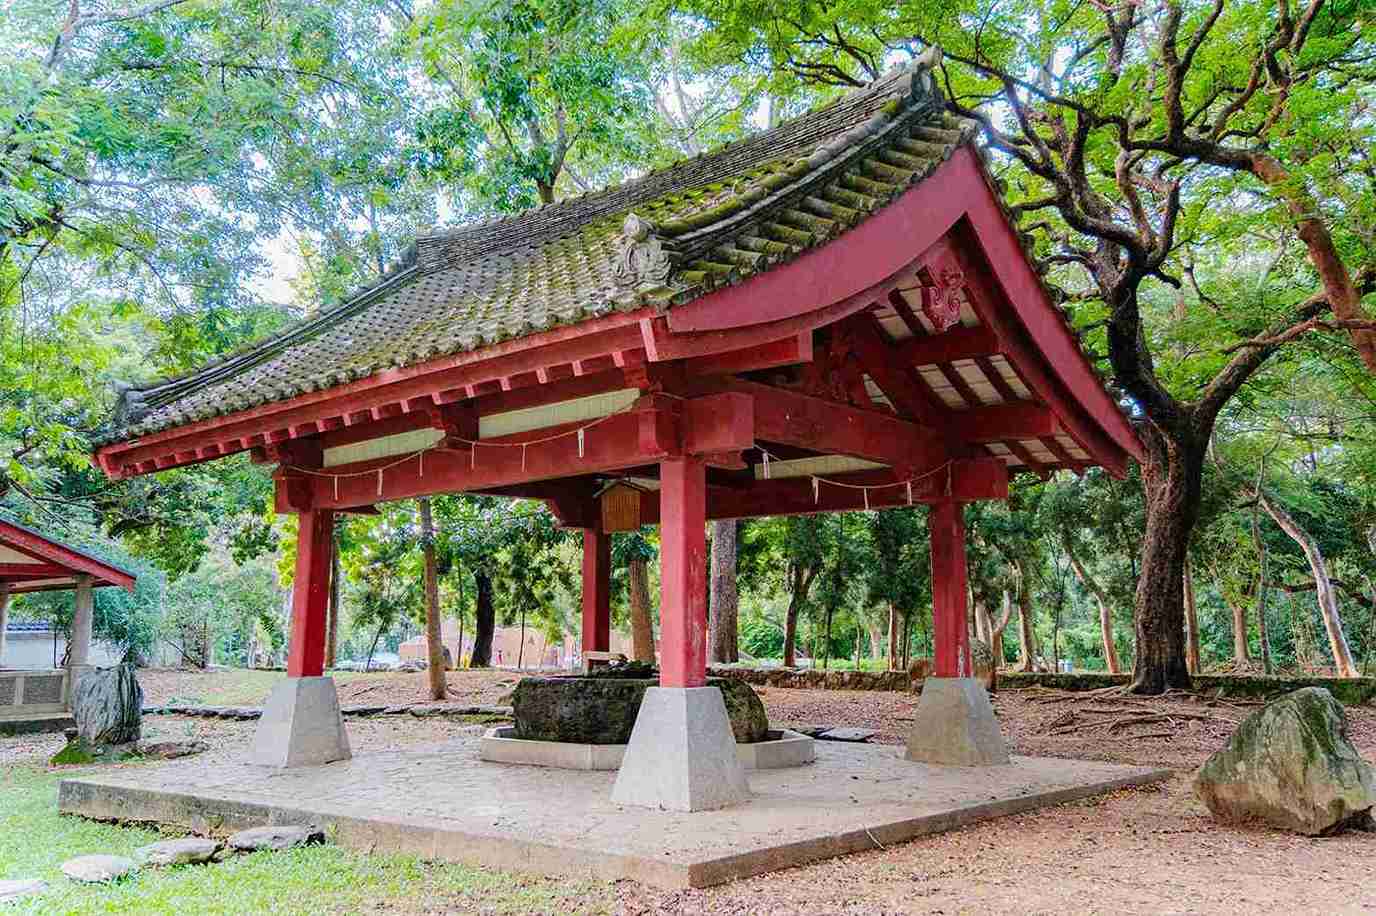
(600, 482, 644, 532)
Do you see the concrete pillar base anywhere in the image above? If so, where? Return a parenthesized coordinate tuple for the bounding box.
(251, 676, 351, 768)
(905, 677, 1010, 767)
(611, 686, 750, 812)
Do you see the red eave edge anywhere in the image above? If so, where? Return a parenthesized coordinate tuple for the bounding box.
(0, 519, 137, 592)
(956, 148, 1143, 464)
(93, 307, 657, 478)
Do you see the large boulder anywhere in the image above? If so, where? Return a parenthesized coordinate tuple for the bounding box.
(72, 663, 143, 747)
(512, 673, 768, 744)
(1194, 686, 1376, 835)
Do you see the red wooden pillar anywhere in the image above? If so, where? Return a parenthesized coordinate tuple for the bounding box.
(658, 457, 708, 688)
(581, 524, 611, 653)
(287, 508, 335, 678)
(930, 500, 973, 678)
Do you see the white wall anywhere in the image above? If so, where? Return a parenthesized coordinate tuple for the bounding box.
(0, 632, 121, 670)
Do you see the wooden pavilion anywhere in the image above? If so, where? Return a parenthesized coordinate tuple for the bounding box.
(0, 519, 136, 724)
(93, 51, 1139, 805)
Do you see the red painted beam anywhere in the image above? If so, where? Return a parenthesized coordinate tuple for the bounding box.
(930, 500, 972, 678)
(658, 457, 708, 688)
(931, 235, 1126, 477)
(690, 379, 947, 471)
(895, 326, 1000, 366)
(0, 563, 70, 578)
(289, 394, 754, 511)
(973, 355, 1020, 403)
(999, 440, 1051, 480)
(843, 314, 945, 425)
(638, 458, 1008, 522)
(951, 403, 1061, 443)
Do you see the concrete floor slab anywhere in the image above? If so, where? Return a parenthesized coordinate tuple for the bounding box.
(57, 737, 1169, 889)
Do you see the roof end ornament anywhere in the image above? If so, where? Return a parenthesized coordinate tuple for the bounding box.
(611, 212, 675, 305)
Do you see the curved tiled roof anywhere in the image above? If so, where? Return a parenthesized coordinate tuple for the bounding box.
(101, 50, 979, 444)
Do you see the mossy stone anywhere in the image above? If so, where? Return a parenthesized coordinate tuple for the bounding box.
(1194, 686, 1376, 835)
(511, 675, 768, 745)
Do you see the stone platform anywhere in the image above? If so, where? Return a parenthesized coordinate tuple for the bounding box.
(58, 736, 1169, 889)
(0, 712, 74, 737)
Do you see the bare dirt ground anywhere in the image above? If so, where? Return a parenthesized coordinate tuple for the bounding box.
(10, 668, 1376, 914)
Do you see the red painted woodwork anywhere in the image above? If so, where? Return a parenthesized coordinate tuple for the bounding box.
(941, 147, 1140, 462)
(287, 508, 334, 678)
(664, 163, 969, 334)
(0, 563, 70, 578)
(999, 440, 1051, 479)
(96, 147, 1138, 488)
(581, 525, 611, 653)
(929, 500, 972, 678)
(96, 321, 652, 477)
(688, 379, 947, 471)
(625, 459, 1009, 523)
(0, 520, 136, 592)
(658, 458, 708, 688)
(843, 315, 944, 424)
(953, 404, 1060, 442)
(285, 393, 754, 511)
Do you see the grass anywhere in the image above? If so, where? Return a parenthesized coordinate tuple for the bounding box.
(0, 763, 613, 915)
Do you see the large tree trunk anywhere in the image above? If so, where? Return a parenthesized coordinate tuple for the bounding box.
(419, 498, 446, 700)
(865, 615, 884, 662)
(974, 599, 992, 648)
(469, 570, 495, 668)
(1230, 601, 1252, 668)
(326, 528, 340, 670)
(1183, 555, 1202, 675)
(1259, 491, 1359, 677)
(627, 556, 655, 662)
(783, 565, 815, 668)
(1063, 536, 1122, 674)
(1014, 559, 1037, 672)
(991, 591, 1014, 669)
(886, 602, 899, 671)
(1252, 506, 1274, 674)
(708, 520, 739, 663)
(1128, 427, 1201, 694)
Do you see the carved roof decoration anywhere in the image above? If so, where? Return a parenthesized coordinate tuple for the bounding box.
(99, 49, 997, 444)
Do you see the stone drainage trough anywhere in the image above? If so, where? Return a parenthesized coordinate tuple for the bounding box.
(58, 735, 1170, 889)
(479, 725, 815, 771)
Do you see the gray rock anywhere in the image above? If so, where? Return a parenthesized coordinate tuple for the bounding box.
(134, 837, 220, 866)
(382, 704, 413, 715)
(71, 664, 143, 746)
(341, 705, 386, 717)
(227, 825, 323, 852)
(816, 727, 877, 742)
(0, 878, 45, 903)
(135, 739, 209, 760)
(60, 854, 137, 883)
(409, 705, 444, 717)
(1194, 686, 1376, 835)
(513, 675, 768, 745)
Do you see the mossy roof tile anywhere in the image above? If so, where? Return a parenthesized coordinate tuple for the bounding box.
(102, 51, 982, 444)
